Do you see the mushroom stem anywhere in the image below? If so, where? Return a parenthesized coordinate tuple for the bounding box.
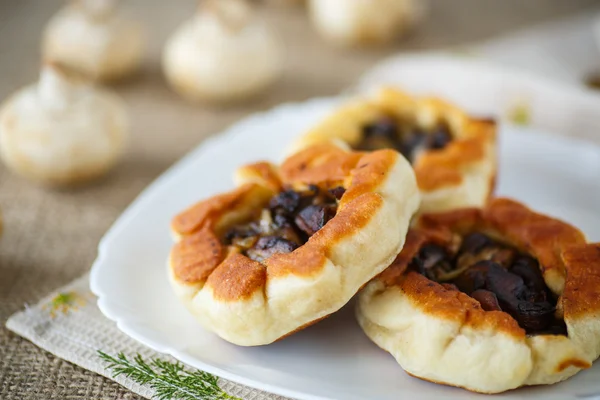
(201, 0, 252, 32)
(77, 0, 119, 19)
(38, 63, 82, 109)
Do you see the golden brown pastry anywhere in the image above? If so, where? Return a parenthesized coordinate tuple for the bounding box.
(291, 87, 497, 214)
(169, 143, 420, 346)
(356, 198, 600, 393)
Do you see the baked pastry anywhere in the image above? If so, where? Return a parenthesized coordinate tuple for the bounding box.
(0, 62, 128, 186)
(169, 143, 420, 346)
(356, 198, 600, 393)
(291, 87, 497, 214)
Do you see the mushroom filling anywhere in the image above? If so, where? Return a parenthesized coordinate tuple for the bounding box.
(354, 116, 453, 163)
(409, 232, 567, 335)
(223, 185, 344, 263)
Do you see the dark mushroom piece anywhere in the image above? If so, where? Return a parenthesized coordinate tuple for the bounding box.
(399, 129, 427, 163)
(412, 232, 565, 335)
(426, 126, 453, 150)
(295, 204, 336, 236)
(458, 232, 495, 255)
(329, 186, 346, 200)
(484, 265, 555, 332)
(511, 256, 548, 302)
(515, 301, 556, 332)
(246, 236, 299, 263)
(225, 185, 341, 262)
(452, 260, 501, 294)
(357, 117, 400, 152)
(269, 189, 301, 213)
(471, 289, 502, 312)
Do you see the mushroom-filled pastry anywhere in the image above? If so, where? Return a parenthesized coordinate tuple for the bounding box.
(356, 198, 600, 393)
(169, 143, 420, 346)
(291, 88, 496, 214)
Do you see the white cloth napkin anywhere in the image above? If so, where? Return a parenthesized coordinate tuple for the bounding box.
(6, 274, 288, 400)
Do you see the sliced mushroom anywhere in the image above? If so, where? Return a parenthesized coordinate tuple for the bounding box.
(511, 255, 547, 300)
(363, 117, 398, 139)
(452, 260, 500, 294)
(426, 126, 452, 150)
(295, 204, 336, 236)
(246, 235, 298, 262)
(471, 289, 502, 312)
(329, 186, 346, 200)
(269, 189, 301, 213)
(515, 301, 555, 332)
(458, 232, 495, 255)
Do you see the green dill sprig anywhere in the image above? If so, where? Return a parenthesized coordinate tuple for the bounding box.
(98, 351, 241, 400)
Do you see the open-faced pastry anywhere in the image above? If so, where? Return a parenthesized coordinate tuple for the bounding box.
(169, 143, 420, 346)
(291, 87, 496, 214)
(356, 198, 600, 393)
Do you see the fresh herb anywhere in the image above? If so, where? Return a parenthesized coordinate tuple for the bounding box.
(98, 351, 240, 400)
(508, 103, 531, 126)
(45, 291, 85, 317)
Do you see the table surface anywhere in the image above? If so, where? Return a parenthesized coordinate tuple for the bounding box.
(1, 0, 598, 398)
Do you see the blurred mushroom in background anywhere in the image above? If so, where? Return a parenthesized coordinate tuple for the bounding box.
(162, 0, 284, 104)
(0, 62, 129, 187)
(43, 0, 144, 82)
(308, 0, 427, 47)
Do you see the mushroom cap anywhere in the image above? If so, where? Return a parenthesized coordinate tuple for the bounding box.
(308, 0, 426, 47)
(42, 2, 143, 81)
(0, 65, 128, 186)
(162, 3, 283, 103)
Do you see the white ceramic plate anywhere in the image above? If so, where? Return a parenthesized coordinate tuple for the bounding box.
(91, 74, 600, 400)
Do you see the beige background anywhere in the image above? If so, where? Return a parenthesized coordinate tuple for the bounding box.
(1, 0, 598, 398)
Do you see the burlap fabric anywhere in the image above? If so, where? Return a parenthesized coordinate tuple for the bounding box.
(1, 0, 597, 398)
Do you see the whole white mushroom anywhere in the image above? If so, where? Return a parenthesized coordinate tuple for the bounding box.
(163, 0, 284, 103)
(308, 0, 426, 47)
(0, 63, 128, 186)
(43, 0, 144, 82)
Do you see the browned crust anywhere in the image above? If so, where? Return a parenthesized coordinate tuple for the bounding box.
(356, 88, 496, 192)
(171, 144, 397, 301)
(171, 183, 261, 236)
(401, 271, 526, 338)
(206, 253, 266, 301)
(556, 358, 592, 372)
(280, 143, 363, 187)
(237, 162, 282, 192)
(377, 198, 598, 338)
(171, 227, 224, 284)
(414, 136, 484, 191)
(418, 118, 495, 190)
(341, 149, 397, 206)
(562, 244, 600, 319)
